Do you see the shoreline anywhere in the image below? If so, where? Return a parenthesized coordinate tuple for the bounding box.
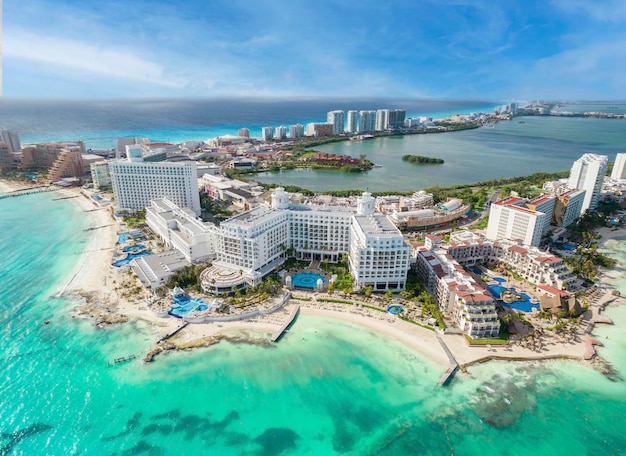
(5, 176, 623, 379)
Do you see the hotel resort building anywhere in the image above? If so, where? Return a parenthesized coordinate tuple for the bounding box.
(108, 151, 201, 215)
(191, 188, 410, 294)
(146, 198, 220, 263)
(414, 230, 574, 338)
(415, 239, 500, 339)
(567, 153, 608, 213)
(486, 194, 556, 247)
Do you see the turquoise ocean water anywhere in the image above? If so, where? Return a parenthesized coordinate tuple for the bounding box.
(1, 194, 625, 455)
(1, 99, 625, 454)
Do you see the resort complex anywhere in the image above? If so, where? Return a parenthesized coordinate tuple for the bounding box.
(0, 122, 623, 345)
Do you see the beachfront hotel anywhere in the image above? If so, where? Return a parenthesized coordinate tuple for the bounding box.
(486, 195, 555, 247)
(108, 148, 201, 216)
(195, 188, 410, 293)
(414, 229, 575, 338)
(349, 192, 411, 291)
(424, 231, 575, 290)
(146, 198, 220, 263)
(567, 153, 608, 212)
(415, 238, 500, 339)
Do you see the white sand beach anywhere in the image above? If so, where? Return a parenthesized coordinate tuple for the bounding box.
(30, 183, 619, 372)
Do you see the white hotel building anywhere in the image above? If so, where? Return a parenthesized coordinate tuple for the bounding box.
(568, 153, 608, 212)
(486, 195, 554, 247)
(349, 193, 411, 291)
(146, 198, 220, 263)
(108, 149, 201, 215)
(206, 188, 410, 292)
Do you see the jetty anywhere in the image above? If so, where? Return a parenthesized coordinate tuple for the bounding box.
(271, 304, 300, 342)
(108, 354, 136, 366)
(157, 322, 189, 344)
(52, 195, 79, 201)
(0, 186, 57, 200)
(437, 336, 459, 386)
(83, 224, 114, 232)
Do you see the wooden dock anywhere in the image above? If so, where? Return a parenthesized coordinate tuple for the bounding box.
(157, 322, 189, 344)
(107, 354, 136, 366)
(437, 336, 459, 387)
(0, 187, 57, 200)
(271, 304, 300, 342)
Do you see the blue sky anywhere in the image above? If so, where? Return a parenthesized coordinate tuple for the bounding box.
(3, 0, 626, 99)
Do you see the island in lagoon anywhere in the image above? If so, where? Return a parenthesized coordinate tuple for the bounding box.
(402, 154, 445, 165)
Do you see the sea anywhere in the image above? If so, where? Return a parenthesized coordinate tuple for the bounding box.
(1, 98, 626, 455)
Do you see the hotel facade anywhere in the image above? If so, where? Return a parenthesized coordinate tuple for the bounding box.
(198, 188, 410, 293)
(108, 153, 201, 215)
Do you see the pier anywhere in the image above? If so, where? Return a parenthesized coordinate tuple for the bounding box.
(107, 354, 136, 366)
(0, 186, 57, 200)
(157, 322, 189, 344)
(83, 224, 114, 231)
(271, 304, 300, 342)
(436, 336, 459, 387)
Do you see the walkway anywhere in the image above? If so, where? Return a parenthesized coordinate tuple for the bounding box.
(271, 304, 300, 342)
(436, 335, 459, 386)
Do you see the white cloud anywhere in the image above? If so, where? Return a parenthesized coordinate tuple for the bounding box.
(4, 30, 187, 89)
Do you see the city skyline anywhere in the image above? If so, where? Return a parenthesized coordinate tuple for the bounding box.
(3, 0, 626, 100)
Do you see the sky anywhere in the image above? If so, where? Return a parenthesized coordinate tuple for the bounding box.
(3, 0, 626, 100)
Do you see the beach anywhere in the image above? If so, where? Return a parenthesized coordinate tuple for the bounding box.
(4, 177, 620, 377)
(63, 190, 622, 375)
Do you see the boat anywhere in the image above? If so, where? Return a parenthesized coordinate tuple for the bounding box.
(517, 121, 525, 124)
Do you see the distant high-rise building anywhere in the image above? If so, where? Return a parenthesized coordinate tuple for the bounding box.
(289, 124, 304, 139)
(358, 110, 376, 132)
(0, 130, 21, 153)
(567, 153, 608, 212)
(306, 123, 333, 137)
(326, 110, 345, 135)
(275, 126, 286, 140)
(611, 153, 626, 180)
(375, 109, 389, 131)
(90, 161, 111, 190)
(345, 110, 358, 133)
(114, 137, 150, 159)
(395, 109, 406, 127)
(261, 127, 274, 142)
(387, 110, 397, 129)
(238, 128, 250, 138)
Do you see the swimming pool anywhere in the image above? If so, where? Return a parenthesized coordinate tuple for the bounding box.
(387, 305, 404, 315)
(486, 284, 539, 313)
(111, 251, 153, 267)
(118, 231, 145, 243)
(169, 296, 209, 318)
(292, 271, 326, 289)
(122, 244, 147, 253)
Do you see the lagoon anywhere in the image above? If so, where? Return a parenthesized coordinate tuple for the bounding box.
(253, 116, 626, 192)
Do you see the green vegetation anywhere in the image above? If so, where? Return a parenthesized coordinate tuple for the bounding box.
(320, 258, 353, 294)
(402, 155, 444, 165)
(123, 209, 146, 229)
(563, 199, 620, 282)
(200, 193, 234, 221)
(165, 263, 209, 292)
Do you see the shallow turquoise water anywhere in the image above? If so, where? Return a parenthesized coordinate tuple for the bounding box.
(1, 194, 625, 455)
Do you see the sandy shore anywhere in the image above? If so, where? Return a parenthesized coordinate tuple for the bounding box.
(42, 185, 621, 375)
